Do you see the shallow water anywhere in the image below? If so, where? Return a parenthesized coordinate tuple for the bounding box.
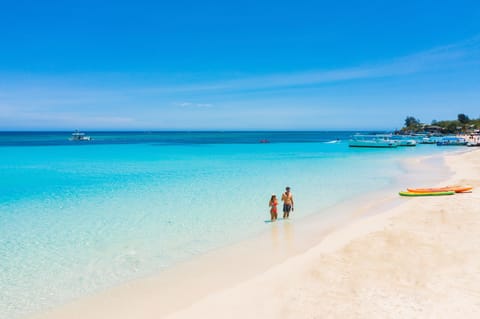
(0, 132, 455, 318)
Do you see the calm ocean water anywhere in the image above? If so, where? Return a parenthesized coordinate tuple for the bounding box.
(0, 131, 454, 318)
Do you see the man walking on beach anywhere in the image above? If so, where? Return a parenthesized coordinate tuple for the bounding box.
(281, 186, 294, 219)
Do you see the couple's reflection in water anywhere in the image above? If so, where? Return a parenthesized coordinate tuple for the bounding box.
(270, 219, 294, 253)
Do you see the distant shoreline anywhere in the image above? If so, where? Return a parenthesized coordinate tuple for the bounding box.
(0, 130, 390, 133)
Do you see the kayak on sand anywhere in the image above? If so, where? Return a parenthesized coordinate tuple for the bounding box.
(407, 185, 472, 193)
(399, 191, 455, 197)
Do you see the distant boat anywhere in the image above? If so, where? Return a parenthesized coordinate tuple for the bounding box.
(391, 136, 417, 146)
(349, 134, 397, 148)
(436, 136, 467, 146)
(420, 136, 441, 144)
(69, 131, 92, 141)
(259, 139, 269, 143)
(396, 139, 417, 146)
(325, 139, 341, 144)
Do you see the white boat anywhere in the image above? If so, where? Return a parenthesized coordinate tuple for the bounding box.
(391, 136, 417, 147)
(436, 136, 467, 146)
(397, 139, 417, 146)
(69, 131, 92, 141)
(421, 137, 440, 144)
(466, 135, 480, 147)
(349, 134, 398, 148)
(325, 139, 341, 144)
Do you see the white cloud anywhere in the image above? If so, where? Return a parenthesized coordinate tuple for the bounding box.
(175, 102, 213, 108)
(137, 34, 480, 94)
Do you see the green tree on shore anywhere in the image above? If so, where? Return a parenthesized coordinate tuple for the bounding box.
(401, 116, 422, 132)
(404, 116, 420, 128)
(458, 113, 470, 124)
(401, 113, 479, 134)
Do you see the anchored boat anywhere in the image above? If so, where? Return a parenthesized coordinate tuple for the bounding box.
(349, 134, 397, 148)
(436, 136, 467, 146)
(391, 135, 417, 146)
(69, 131, 92, 141)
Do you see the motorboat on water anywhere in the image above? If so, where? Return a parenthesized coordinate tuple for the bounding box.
(396, 139, 417, 146)
(391, 135, 417, 146)
(436, 136, 467, 146)
(348, 134, 397, 148)
(325, 139, 341, 144)
(69, 131, 92, 141)
(421, 136, 442, 144)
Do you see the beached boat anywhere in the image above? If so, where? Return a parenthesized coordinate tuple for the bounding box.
(407, 185, 473, 193)
(69, 131, 92, 141)
(399, 191, 455, 197)
(349, 134, 397, 148)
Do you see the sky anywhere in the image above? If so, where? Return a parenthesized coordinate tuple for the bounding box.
(1, 0, 480, 130)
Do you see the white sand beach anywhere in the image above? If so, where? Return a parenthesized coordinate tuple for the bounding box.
(33, 149, 480, 319)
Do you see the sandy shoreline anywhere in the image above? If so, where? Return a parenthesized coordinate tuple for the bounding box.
(165, 149, 480, 319)
(32, 149, 480, 319)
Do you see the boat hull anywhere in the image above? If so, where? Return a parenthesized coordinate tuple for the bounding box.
(436, 142, 467, 146)
(349, 145, 397, 148)
(348, 141, 397, 148)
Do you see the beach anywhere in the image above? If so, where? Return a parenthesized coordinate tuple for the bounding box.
(165, 149, 480, 319)
(4, 1, 480, 317)
(28, 148, 480, 318)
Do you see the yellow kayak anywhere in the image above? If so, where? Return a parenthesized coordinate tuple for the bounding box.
(407, 185, 472, 193)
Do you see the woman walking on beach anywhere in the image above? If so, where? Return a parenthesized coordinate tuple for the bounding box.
(269, 194, 278, 221)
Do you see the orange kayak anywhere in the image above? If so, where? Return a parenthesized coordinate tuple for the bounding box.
(407, 185, 473, 193)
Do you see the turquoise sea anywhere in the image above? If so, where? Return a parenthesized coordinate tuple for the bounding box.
(0, 131, 456, 318)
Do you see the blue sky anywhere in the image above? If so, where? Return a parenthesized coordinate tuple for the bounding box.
(1, 0, 480, 130)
